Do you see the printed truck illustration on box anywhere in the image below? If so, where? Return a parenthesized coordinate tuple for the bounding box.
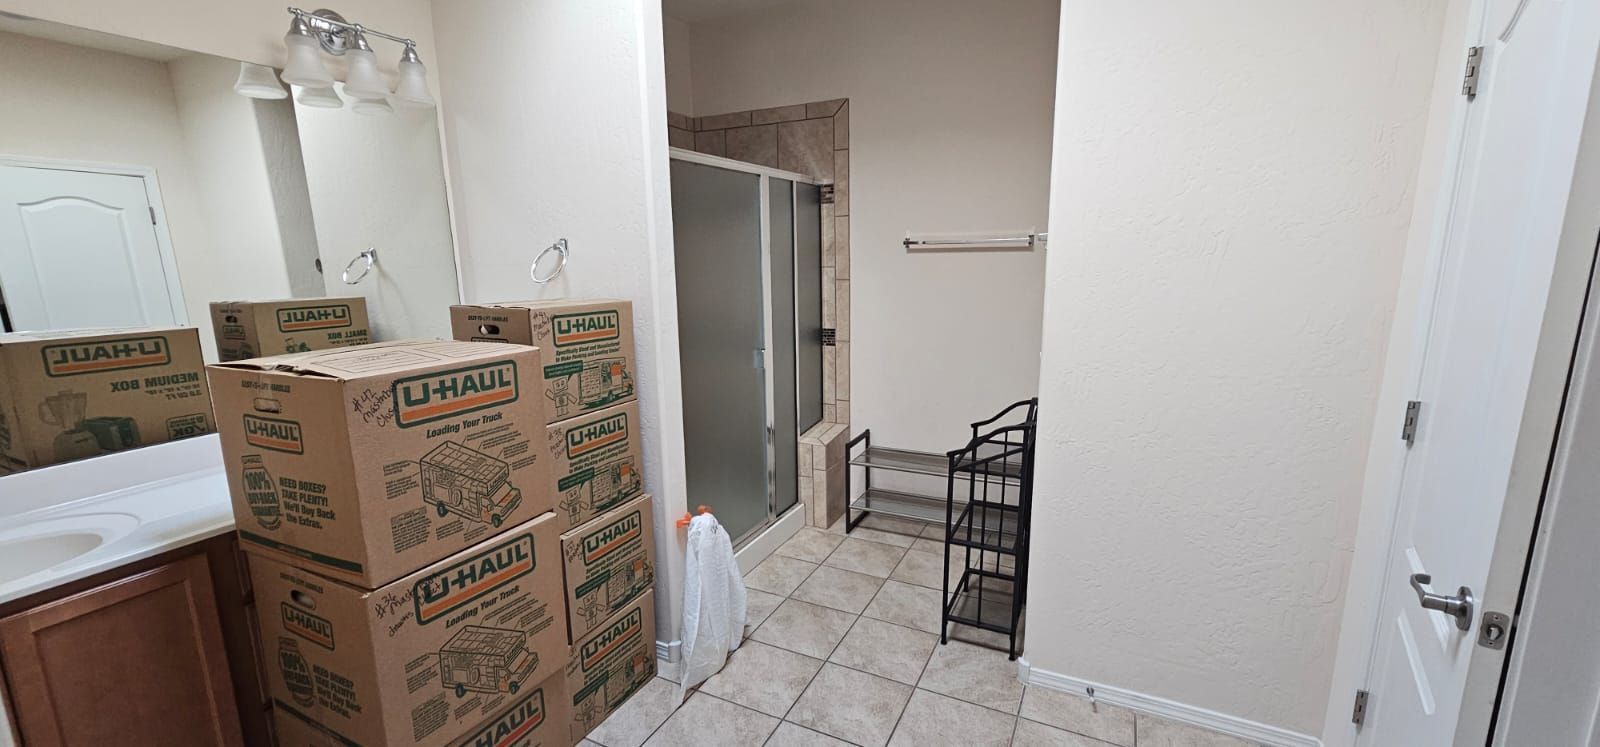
(439, 625, 538, 698)
(593, 459, 641, 512)
(578, 357, 632, 409)
(420, 441, 523, 527)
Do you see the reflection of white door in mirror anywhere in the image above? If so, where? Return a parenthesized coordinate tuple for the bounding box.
(0, 162, 185, 332)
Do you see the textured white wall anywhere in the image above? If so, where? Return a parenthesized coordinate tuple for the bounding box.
(430, 0, 689, 643)
(682, 0, 1058, 451)
(1028, 0, 1447, 735)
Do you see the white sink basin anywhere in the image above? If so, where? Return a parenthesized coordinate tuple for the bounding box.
(0, 513, 140, 586)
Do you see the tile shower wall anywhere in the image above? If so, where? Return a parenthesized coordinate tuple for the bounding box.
(670, 99, 852, 526)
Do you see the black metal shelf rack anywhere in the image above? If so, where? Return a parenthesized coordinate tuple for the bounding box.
(843, 399, 1038, 659)
(941, 400, 1037, 660)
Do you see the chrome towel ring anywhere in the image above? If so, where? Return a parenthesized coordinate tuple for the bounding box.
(342, 248, 377, 284)
(531, 238, 569, 284)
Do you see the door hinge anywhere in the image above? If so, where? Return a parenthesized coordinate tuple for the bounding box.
(1462, 46, 1483, 98)
(1401, 400, 1422, 446)
(148, 206, 157, 225)
(1351, 689, 1370, 728)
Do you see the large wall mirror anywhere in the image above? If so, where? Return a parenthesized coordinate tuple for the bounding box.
(0, 15, 459, 360)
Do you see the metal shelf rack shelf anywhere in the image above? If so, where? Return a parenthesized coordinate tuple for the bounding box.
(843, 399, 1039, 660)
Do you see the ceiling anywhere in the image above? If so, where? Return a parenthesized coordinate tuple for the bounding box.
(662, 0, 806, 25)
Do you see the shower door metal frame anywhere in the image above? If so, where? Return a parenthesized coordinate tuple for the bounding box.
(669, 147, 821, 550)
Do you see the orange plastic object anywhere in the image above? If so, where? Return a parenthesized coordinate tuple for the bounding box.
(675, 505, 712, 528)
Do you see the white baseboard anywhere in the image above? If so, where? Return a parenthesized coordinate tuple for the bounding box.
(1018, 658, 1323, 747)
(656, 639, 681, 662)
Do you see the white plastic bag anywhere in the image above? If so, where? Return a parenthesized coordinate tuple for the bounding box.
(676, 511, 747, 702)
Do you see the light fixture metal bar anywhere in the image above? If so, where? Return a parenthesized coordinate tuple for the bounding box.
(287, 6, 415, 47)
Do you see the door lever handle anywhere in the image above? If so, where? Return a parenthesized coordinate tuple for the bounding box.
(1409, 573, 1475, 631)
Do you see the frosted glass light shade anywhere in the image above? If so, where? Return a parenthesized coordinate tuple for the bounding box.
(280, 32, 333, 88)
(343, 48, 390, 100)
(392, 58, 435, 109)
(351, 96, 393, 116)
(233, 62, 287, 99)
(296, 84, 343, 109)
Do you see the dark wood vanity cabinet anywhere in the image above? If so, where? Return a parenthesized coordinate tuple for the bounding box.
(0, 534, 269, 746)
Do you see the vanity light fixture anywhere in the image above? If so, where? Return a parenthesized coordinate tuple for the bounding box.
(351, 96, 393, 116)
(295, 84, 344, 108)
(279, 7, 436, 110)
(280, 12, 334, 88)
(391, 44, 436, 109)
(233, 62, 289, 99)
(341, 30, 389, 100)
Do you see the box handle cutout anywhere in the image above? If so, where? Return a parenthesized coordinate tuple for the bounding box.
(290, 590, 317, 610)
(478, 324, 500, 335)
(253, 398, 283, 413)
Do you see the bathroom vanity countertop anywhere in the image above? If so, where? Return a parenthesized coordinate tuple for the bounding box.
(0, 434, 236, 606)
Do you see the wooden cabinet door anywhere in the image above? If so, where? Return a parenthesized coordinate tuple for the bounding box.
(0, 554, 245, 746)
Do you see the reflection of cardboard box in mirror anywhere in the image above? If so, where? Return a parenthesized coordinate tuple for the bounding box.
(209, 298, 371, 362)
(0, 327, 213, 475)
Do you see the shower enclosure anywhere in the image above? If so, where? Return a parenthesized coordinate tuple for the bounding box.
(670, 149, 824, 547)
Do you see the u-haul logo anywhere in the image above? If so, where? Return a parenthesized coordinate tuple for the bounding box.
(281, 603, 334, 650)
(567, 414, 627, 458)
(392, 361, 518, 427)
(244, 415, 303, 454)
(41, 336, 169, 376)
(276, 304, 353, 332)
(582, 511, 640, 566)
(553, 311, 620, 347)
(464, 690, 545, 747)
(581, 608, 642, 671)
(413, 534, 534, 623)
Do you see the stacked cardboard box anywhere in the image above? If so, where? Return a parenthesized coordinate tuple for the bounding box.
(451, 299, 660, 742)
(0, 327, 214, 474)
(208, 340, 571, 746)
(209, 297, 373, 362)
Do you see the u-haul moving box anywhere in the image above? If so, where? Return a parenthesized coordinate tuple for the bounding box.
(450, 299, 635, 424)
(560, 494, 656, 643)
(209, 340, 552, 588)
(0, 327, 213, 475)
(548, 401, 644, 531)
(209, 297, 372, 362)
(447, 671, 572, 747)
(252, 512, 568, 747)
(567, 591, 656, 743)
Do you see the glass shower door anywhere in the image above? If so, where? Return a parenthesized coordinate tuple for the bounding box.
(671, 160, 770, 542)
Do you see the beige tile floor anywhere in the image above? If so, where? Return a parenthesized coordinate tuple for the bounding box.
(582, 517, 1261, 747)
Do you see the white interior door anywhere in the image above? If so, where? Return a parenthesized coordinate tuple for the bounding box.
(0, 163, 182, 331)
(1358, 0, 1600, 743)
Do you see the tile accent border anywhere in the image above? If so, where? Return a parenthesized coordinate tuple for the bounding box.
(670, 99, 854, 530)
(1017, 657, 1324, 747)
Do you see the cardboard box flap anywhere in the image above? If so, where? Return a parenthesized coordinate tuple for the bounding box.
(0, 326, 187, 344)
(210, 339, 537, 379)
(458, 298, 627, 310)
